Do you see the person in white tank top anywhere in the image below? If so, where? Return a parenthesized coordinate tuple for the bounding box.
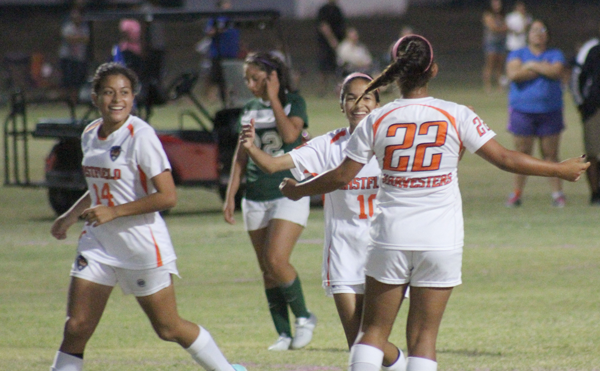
(49, 62, 246, 371)
(280, 35, 589, 371)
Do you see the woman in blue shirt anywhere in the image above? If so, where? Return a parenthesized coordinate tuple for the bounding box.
(505, 19, 567, 207)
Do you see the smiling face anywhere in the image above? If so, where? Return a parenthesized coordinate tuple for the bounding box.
(244, 63, 268, 100)
(92, 73, 135, 131)
(341, 78, 379, 132)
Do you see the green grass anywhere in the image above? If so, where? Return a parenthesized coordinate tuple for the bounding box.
(1, 84, 599, 370)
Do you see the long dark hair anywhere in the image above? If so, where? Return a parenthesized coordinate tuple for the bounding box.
(244, 52, 293, 106)
(355, 34, 434, 105)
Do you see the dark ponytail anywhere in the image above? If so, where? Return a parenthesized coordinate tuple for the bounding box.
(355, 34, 434, 105)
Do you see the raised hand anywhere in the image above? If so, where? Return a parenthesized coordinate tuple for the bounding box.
(265, 70, 280, 101)
(240, 119, 256, 150)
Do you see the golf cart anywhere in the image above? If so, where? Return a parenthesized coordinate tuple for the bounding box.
(3, 8, 288, 215)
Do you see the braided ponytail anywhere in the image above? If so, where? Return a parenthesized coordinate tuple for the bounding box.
(354, 34, 434, 107)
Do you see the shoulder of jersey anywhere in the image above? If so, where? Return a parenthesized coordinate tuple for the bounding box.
(83, 118, 102, 133)
(327, 127, 350, 144)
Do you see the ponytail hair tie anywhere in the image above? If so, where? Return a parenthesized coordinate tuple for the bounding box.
(391, 34, 434, 73)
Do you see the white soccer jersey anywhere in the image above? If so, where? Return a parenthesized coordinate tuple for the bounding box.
(77, 115, 177, 269)
(345, 97, 496, 251)
(290, 127, 380, 287)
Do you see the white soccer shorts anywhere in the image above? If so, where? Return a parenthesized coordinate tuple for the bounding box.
(242, 196, 310, 231)
(365, 246, 462, 287)
(70, 254, 179, 296)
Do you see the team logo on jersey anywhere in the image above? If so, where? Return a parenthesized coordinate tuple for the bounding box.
(76, 255, 88, 271)
(137, 279, 146, 288)
(109, 146, 122, 161)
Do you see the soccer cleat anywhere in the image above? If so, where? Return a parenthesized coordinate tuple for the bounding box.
(505, 192, 522, 207)
(268, 334, 292, 351)
(552, 194, 566, 208)
(290, 312, 317, 350)
(232, 364, 248, 371)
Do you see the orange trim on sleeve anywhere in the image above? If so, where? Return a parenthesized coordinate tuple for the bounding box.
(303, 169, 318, 177)
(330, 129, 348, 144)
(127, 123, 134, 137)
(138, 165, 148, 194)
(84, 121, 102, 133)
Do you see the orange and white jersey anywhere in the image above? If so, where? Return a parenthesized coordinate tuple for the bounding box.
(345, 97, 496, 251)
(78, 115, 176, 269)
(290, 127, 380, 287)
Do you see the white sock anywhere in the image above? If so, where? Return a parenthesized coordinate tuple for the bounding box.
(406, 356, 437, 371)
(50, 351, 83, 371)
(185, 326, 234, 371)
(348, 344, 384, 371)
(382, 348, 406, 371)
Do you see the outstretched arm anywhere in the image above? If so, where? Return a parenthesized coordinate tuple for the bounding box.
(280, 157, 364, 201)
(240, 120, 295, 174)
(476, 138, 589, 181)
(223, 140, 248, 225)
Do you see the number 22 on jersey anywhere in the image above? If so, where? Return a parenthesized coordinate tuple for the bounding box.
(383, 121, 447, 172)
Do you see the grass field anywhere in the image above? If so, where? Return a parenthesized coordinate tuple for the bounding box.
(1, 81, 600, 370)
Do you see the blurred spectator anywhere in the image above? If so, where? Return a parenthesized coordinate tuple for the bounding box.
(384, 25, 414, 65)
(336, 27, 373, 76)
(201, 0, 241, 103)
(505, 19, 567, 208)
(505, 1, 532, 52)
(117, 18, 143, 77)
(58, 3, 89, 105)
(316, 0, 346, 96)
(482, 0, 507, 93)
(570, 25, 600, 204)
(140, 0, 168, 106)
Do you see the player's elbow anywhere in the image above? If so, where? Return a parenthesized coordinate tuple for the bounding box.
(160, 192, 177, 210)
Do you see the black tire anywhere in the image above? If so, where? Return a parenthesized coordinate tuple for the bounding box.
(48, 188, 85, 215)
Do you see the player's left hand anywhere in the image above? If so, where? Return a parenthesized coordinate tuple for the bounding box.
(82, 205, 118, 227)
(265, 70, 280, 101)
(279, 177, 303, 201)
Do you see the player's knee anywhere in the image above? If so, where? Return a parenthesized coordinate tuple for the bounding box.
(64, 317, 95, 340)
(265, 254, 287, 273)
(152, 323, 180, 342)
